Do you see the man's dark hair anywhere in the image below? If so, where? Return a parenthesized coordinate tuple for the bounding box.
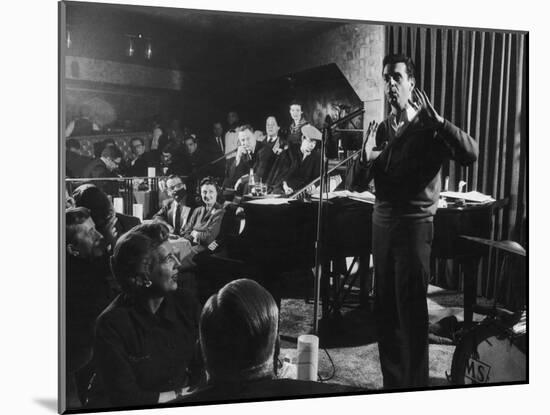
(130, 137, 144, 146)
(66, 206, 91, 245)
(66, 139, 81, 151)
(162, 142, 180, 156)
(200, 278, 279, 382)
(101, 145, 122, 160)
(93, 141, 105, 159)
(289, 99, 304, 109)
(382, 54, 416, 80)
(72, 184, 113, 230)
(184, 135, 197, 144)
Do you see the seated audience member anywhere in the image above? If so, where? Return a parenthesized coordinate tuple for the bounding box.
(65, 188, 76, 209)
(254, 130, 266, 142)
(264, 116, 286, 155)
(275, 124, 322, 196)
(94, 222, 203, 407)
(153, 175, 194, 236)
(66, 105, 100, 137)
(124, 137, 153, 177)
(73, 184, 119, 252)
(286, 100, 310, 145)
(224, 110, 240, 159)
(159, 142, 188, 176)
(180, 278, 354, 403)
(201, 121, 226, 179)
(150, 119, 163, 151)
(82, 145, 123, 178)
(158, 119, 184, 152)
(72, 184, 139, 253)
(179, 177, 225, 268)
(66, 139, 93, 178)
(65, 207, 117, 406)
(207, 121, 225, 155)
(183, 134, 208, 177)
(223, 124, 274, 190)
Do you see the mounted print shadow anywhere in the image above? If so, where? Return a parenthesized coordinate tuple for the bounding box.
(59, 1, 528, 413)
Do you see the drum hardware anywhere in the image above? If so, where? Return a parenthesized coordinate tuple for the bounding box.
(449, 237, 526, 385)
(448, 310, 526, 385)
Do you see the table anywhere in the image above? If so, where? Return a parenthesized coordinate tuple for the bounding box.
(169, 237, 193, 262)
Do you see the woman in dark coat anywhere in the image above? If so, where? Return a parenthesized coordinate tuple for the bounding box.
(93, 222, 203, 407)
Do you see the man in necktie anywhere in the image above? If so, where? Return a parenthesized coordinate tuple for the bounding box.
(153, 175, 194, 236)
(202, 122, 226, 179)
(222, 124, 274, 191)
(265, 116, 286, 155)
(173, 201, 182, 234)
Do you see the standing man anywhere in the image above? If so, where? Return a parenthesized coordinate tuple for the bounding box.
(352, 54, 478, 388)
(224, 111, 240, 159)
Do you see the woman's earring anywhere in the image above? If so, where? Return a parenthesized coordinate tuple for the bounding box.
(143, 280, 152, 288)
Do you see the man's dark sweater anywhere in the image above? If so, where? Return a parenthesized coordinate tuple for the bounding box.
(349, 116, 478, 221)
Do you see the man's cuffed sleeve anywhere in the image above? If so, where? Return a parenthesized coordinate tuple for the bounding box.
(437, 119, 479, 165)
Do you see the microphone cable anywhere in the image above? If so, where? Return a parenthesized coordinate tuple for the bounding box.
(317, 347, 336, 382)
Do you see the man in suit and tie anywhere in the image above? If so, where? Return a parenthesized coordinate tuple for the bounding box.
(212, 122, 225, 154)
(223, 124, 275, 191)
(205, 122, 226, 179)
(153, 175, 195, 236)
(123, 137, 154, 177)
(264, 116, 286, 155)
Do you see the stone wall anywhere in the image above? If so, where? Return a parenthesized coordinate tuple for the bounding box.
(245, 23, 386, 130)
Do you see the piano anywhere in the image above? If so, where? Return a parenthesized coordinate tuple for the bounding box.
(195, 195, 506, 322)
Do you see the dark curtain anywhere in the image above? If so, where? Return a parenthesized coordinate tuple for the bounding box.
(386, 26, 527, 307)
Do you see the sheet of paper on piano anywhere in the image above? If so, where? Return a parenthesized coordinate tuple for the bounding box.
(245, 197, 292, 205)
(311, 190, 375, 204)
(440, 190, 495, 203)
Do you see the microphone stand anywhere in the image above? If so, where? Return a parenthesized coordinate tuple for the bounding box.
(311, 107, 364, 335)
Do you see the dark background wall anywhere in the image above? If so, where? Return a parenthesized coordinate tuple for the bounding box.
(64, 2, 384, 138)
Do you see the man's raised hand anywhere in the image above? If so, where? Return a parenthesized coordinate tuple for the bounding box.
(408, 88, 444, 128)
(363, 120, 380, 162)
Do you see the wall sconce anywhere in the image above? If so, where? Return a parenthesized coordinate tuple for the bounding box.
(126, 35, 135, 57)
(144, 40, 152, 60)
(66, 29, 72, 49)
(125, 34, 152, 60)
